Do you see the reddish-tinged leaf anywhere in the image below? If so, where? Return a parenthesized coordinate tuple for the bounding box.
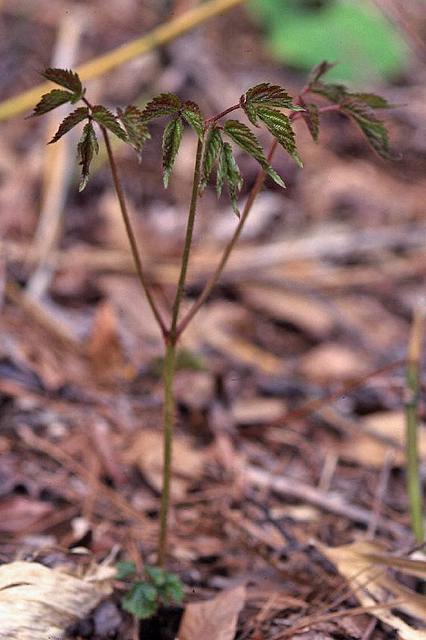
(299, 99, 320, 142)
(77, 121, 99, 191)
(140, 93, 181, 123)
(256, 107, 303, 167)
(201, 125, 222, 190)
(307, 60, 335, 85)
(243, 83, 299, 110)
(31, 89, 74, 117)
(341, 99, 391, 159)
(117, 105, 150, 158)
(182, 101, 204, 138)
(91, 105, 127, 141)
(223, 119, 285, 187)
(42, 67, 83, 96)
(218, 142, 243, 216)
(162, 116, 183, 187)
(48, 106, 89, 144)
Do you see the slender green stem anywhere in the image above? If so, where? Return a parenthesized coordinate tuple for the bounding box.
(158, 340, 176, 566)
(100, 126, 167, 337)
(176, 139, 278, 337)
(405, 307, 425, 542)
(157, 138, 204, 564)
(170, 137, 204, 340)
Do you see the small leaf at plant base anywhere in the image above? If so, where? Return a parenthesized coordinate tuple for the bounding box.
(91, 105, 127, 141)
(201, 125, 222, 190)
(117, 105, 151, 158)
(77, 121, 99, 191)
(115, 561, 137, 580)
(299, 99, 320, 143)
(140, 93, 181, 123)
(256, 107, 303, 167)
(223, 120, 285, 187)
(122, 581, 158, 620)
(31, 89, 75, 117)
(307, 60, 335, 86)
(48, 106, 89, 144)
(182, 101, 204, 139)
(162, 116, 183, 188)
(145, 565, 167, 588)
(42, 68, 83, 97)
(160, 573, 184, 605)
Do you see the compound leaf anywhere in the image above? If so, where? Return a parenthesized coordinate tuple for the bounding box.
(162, 116, 183, 188)
(122, 581, 158, 620)
(42, 67, 83, 97)
(117, 105, 150, 158)
(48, 106, 89, 144)
(91, 105, 127, 141)
(224, 119, 285, 187)
(201, 125, 222, 190)
(31, 89, 75, 116)
(77, 121, 99, 191)
(140, 93, 181, 123)
(256, 107, 303, 167)
(182, 101, 204, 139)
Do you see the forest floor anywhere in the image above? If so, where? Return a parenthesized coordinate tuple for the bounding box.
(0, 1, 425, 639)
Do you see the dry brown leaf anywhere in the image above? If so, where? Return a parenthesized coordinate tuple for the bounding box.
(298, 342, 370, 381)
(319, 541, 426, 640)
(339, 411, 426, 467)
(178, 584, 246, 640)
(0, 560, 114, 640)
(0, 496, 53, 533)
(240, 284, 334, 339)
(86, 301, 129, 382)
(123, 430, 205, 498)
(231, 397, 286, 425)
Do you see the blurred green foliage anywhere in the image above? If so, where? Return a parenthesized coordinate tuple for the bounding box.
(249, 0, 409, 83)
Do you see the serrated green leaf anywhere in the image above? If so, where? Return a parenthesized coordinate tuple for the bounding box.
(140, 93, 181, 123)
(300, 100, 320, 142)
(91, 105, 127, 141)
(159, 574, 184, 605)
(31, 89, 75, 117)
(307, 60, 335, 86)
(162, 116, 183, 188)
(201, 125, 222, 190)
(122, 581, 158, 620)
(256, 107, 302, 167)
(310, 81, 348, 104)
(341, 100, 391, 159)
(244, 82, 300, 110)
(223, 119, 285, 188)
(349, 92, 392, 109)
(116, 561, 137, 580)
(48, 106, 89, 144)
(77, 121, 99, 191)
(117, 105, 151, 158)
(182, 101, 204, 139)
(145, 565, 167, 588)
(221, 142, 243, 216)
(42, 68, 83, 97)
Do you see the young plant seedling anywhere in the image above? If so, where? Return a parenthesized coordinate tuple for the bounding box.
(116, 561, 184, 620)
(31, 62, 393, 576)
